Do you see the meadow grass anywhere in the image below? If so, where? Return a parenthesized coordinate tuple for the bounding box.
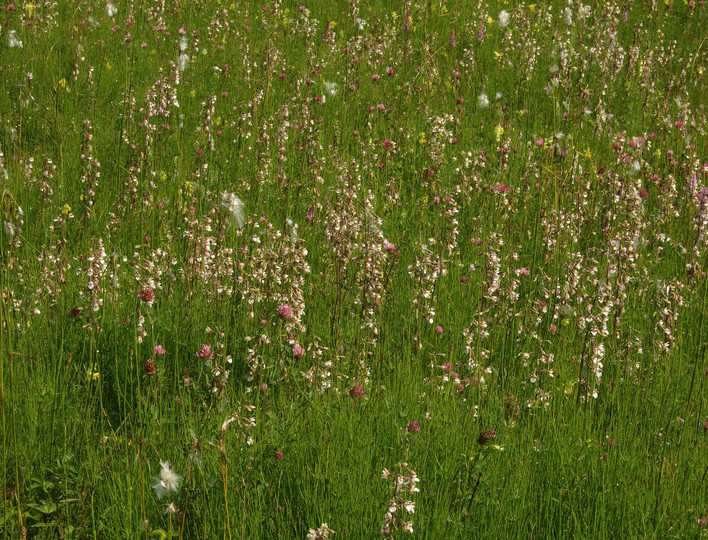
(1, 0, 708, 538)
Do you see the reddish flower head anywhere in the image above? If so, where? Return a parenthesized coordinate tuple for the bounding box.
(277, 303, 293, 319)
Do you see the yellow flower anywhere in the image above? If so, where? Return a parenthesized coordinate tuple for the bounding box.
(529, 4, 536, 11)
(62, 204, 71, 215)
(215, 117, 222, 127)
(106, 62, 112, 70)
(25, 3, 35, 15)
(392, 11, 398, 19)
(495, 124, 504, 142)
(487, 16, 494, 24)
(58, 78, 67, 88)
(92, 372, 100, 380)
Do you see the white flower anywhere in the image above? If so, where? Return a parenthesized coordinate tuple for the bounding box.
(478, 93, 490, 108)
(402, 521, 414, 534)
(564, 6, 573, 25)
(221, 192, 245, 229)
(498, 10, 510, 28)
(306, 523, 335, 539)
(7, 30, 23, 49)
(355, 17, 368, 30)
(403, 500, 415, 513)
(106, 2, 117, 17)
(153, 460, 181, 499)
(179, 36, 188, 52)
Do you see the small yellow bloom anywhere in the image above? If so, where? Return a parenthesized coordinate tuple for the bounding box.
(190, 90, 196, 98)
(159, 171, 167, 182)
(106, 62, 112, 70)
(495, 124, 504, 142)
(487, 16, 494, 24)
(92, 372, 100, 380)
(392, 11, 398, 19)
(215, 117, 222, 127)
(58, 78, 67, 88)
(529, 4, 536, 11)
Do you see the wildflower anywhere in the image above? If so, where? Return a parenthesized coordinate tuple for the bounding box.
(275, 450, 284, 460)
(293, 343, 306, 358)
(221, 192, 245, 229)
(154, 345, 166, 356)
(348, 383, 365, 398)
(495, 124, 504, 142)
(478, 428, 496, 445)
(196, 344, 213, 359)
(277, 303, 293, 319)
(153, 460, 181, 499)
(307, 523, 335, 539)
(478, 93, 490, 108)
(498, 9, 510, 28)
(106, 2, 117, 17)
(355, 17, 368, 30)
(138, 287, 155, 304)
(407, 420, 420, 432)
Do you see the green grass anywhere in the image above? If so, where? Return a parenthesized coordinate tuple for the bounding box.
(1, 0, 708, 538)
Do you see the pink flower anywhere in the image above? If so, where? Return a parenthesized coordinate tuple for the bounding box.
(293, 343, 306, 358)
(435, 325, 443, 335)
(384, 241, 396, 254)
(196, 344, 213, 359)
(154, 345, 166, 356)
(348, 383, 365, 398)
(372, 73, 380, 81)
(535, 138, 544, 147)
(277, 303, 293, 319)
(275, 450, 284, 460)
(407, 420, 420, 432)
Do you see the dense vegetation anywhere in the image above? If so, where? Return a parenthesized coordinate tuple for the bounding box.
(1, 0, 707, 537)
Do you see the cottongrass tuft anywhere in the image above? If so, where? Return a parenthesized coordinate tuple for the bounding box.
(153, 460, 181, 499)
(221, 192, 245, 229)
